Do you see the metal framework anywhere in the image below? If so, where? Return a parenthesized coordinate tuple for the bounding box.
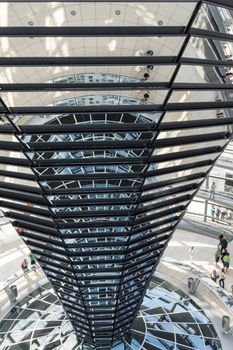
(0, 1, 233, 349)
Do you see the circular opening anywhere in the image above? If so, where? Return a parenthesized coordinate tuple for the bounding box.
(28, 21, 34, 26)
(71, 10, 76, 16)
(115, 10, 121, 15)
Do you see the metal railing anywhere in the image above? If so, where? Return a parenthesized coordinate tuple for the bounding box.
(0, 265, 41, 304)
(161, 257, 233, 316)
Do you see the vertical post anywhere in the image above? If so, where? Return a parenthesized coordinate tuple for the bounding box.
(204, 199, 208, 222)
(206, 175, 209, 190)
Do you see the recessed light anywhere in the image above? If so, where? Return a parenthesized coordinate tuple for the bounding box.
(158, 20, 163, 26)
(71, 10, 76, 16)
(28, 21, 34, 26)
(115, 10, 121, 15)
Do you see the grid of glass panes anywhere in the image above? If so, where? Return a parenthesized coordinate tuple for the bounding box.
(0, 1, 232, 349)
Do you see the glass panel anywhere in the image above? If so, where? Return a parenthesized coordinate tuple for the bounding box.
(145, 166, 211, 184)
(40, 178, 143, 190)
(150, 153, 218, 169)
(28, 149, 151, 162)
(0, 134, 17, 141)
(0, 36, 184, 57)
(2, 90, 168, 107)
(0, 65, 176, 84)
(65, 236, 128, 244)
(60, 226, 130, 236)
(0, 177, 38, 187)
(153, 140, 227, 155)
(0, 164, 34, 175)
(0, 150, 26, 159)
(184, 37, 231, 60)
(11, 110, 161, 126)
(139, 190, 194, 207)
(157, 126, 228, 139)
(162, 109, 233, 122)
(169, 90, 233, 103)
(193, 3, 232, 34)
(142, 177, 203, 196)
(48, 192, 139, 201)
(177, 65, 226, 84)
(36, 166, 145, 179)
(23, 132, 155, 145)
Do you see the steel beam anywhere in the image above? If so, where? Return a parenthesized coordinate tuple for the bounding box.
(3, 100, 233, 115)
(0, 26, 232, 42)
(1, 82, 233, 92)
(20, 122, 156, 134)
(159, 118, 233, 130)
(0, 56, 176, 66)
(0, 56, 231, 68)
(0, 26, 185, 37)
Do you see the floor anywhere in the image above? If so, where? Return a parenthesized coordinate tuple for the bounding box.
(159, 226, 233, 294)
(0, 220, 30, 282)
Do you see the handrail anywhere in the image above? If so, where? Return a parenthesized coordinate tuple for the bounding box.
(161, 257, 233, 315)
(0, 265, 40, 293)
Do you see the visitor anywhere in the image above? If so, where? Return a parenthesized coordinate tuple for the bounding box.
(221, 248, 228, 261)
(209, 182, 216, 199)
(146, 49, 154, 71)
(227, 210, 232, 222)
(216, 111, 224, 118)
(219, 234, 228, 254)
(215, 207, 220, 220)
(220, 207, 226, 220)
(141, 92, 150, 103)
(225, 71, 233, 78)
(222, 251, 230, 273)
(135, 49, 146, 72)
(210, 270, 219, 282)
(219, 268, 225, 288)
(29, 253, 37, 269)
(135, 49, 154, 73)
(141, 72, 150, 81)
(210, 206, 215, 221)
(189, 246, 194, 264)
(21, 258, 29, 279)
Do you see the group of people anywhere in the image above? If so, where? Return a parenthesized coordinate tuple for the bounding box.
(211, 234, 231, 289)
(21, 253, 37, 278)
(135, 49, 154, 75)
(210, 205, 232, 222)
(134, 49, 154, 103)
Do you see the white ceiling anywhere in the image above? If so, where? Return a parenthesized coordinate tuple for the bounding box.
(0, 1, 224, 126)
